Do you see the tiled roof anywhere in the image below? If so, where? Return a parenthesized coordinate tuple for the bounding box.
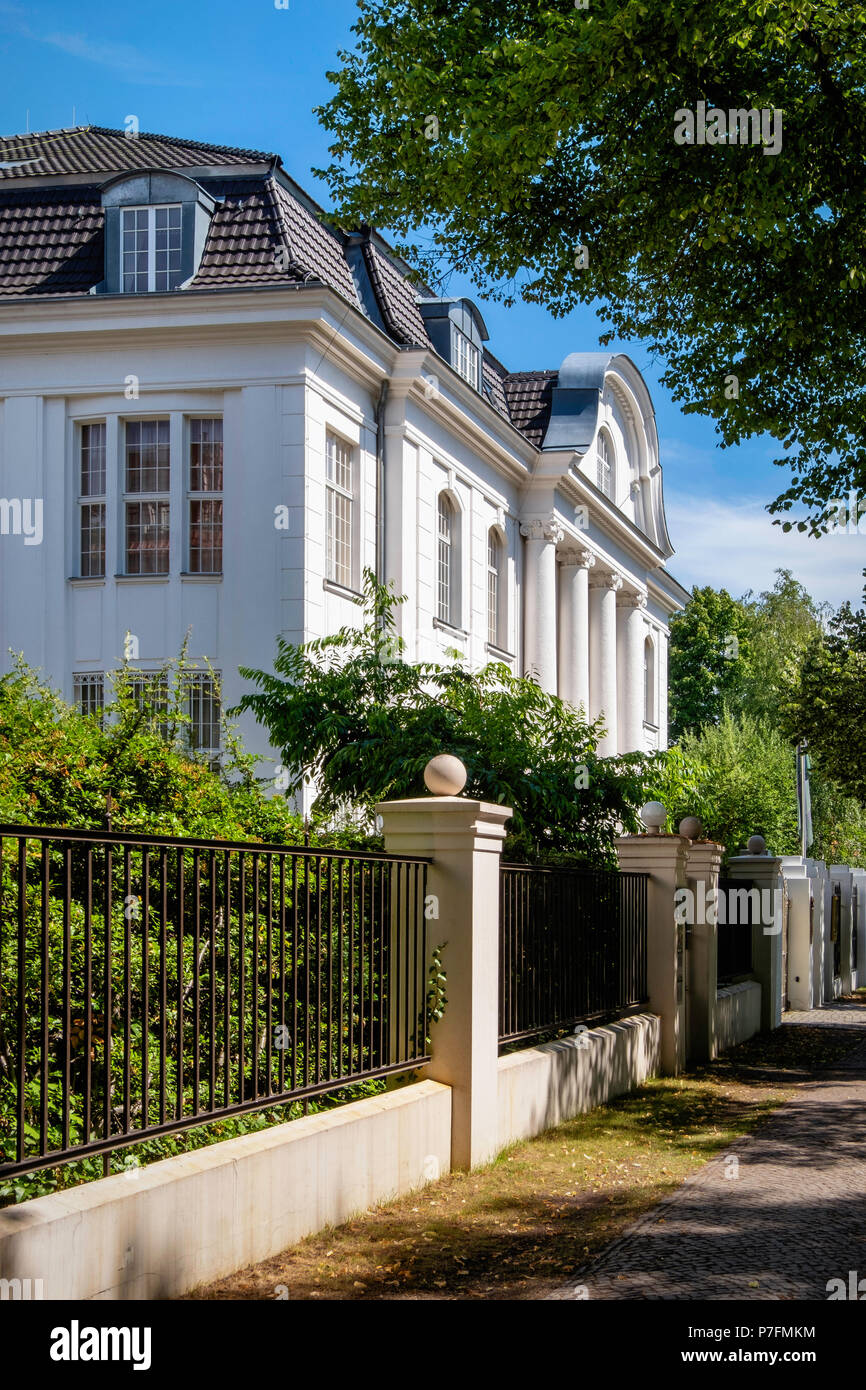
(361, 241, 430, 346)
(503, 371, 557, 448)
(0, 185, 104, 297)
(0, 127, 273, 180)
(0, 126, 570, 452)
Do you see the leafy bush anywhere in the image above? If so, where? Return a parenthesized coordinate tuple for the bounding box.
(235, 571, 676, 865)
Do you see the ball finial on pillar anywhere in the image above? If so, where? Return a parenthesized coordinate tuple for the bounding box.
(747, 833, 768, 855)
(424, 754, 468, 796)
(678, 815, 703, 840)
(639, 800, 667, 835)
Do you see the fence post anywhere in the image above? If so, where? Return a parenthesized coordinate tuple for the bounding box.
(780, 857, 814, 1012)
(377, 759, 511, 1171)
(615, 804, 689, 1075)
(726, 841, 784, 1031)
(853, 869, 866, 991)
(680, 825, 724, 1063)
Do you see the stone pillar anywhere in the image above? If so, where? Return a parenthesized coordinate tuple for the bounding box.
(377, 793, 511, 1170)
(616, 591, 647, 754)
(521, 518, 562, 695)
(589, 571, 621, 755)
(780, 857, 813, 1012)
(683, 838, 725, 1062)
(615, 829, 689, 1074)
(557, 548, 595, 711)
(726, 853, 784, 1032)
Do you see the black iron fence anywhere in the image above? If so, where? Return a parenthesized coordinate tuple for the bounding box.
(0, 824, 430, 1180)
(716, 876, 754, 984)
(831, 882, 842, 979)
(499, 863, 648, 1045)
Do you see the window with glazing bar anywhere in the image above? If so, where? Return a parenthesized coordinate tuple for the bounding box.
(325, 432, 353, 588)
(124, 420, 170, 574)
(121, 205, 182, 293)
(188, 418, 223, 573)
(78, 422, 106, 578)
(487, 528, 502, 645)
(73, 672, 104, 721)
(437, 493, 455, 624)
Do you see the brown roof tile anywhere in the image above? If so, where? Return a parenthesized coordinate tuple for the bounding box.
(0, 126, 273, 180)
(503, 371, 557, 447)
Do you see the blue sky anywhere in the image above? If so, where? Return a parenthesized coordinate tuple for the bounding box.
(1, 0, 863, 606)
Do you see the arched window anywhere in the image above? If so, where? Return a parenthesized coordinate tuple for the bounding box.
(487, 528, 503, 646)
(597, 430, 614, 499)
(437, 493, 456, 624)
(644, 635, 656, 725)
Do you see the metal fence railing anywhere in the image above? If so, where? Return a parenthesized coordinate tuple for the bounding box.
(0, 824, 430, 1180)
(498, 863, 648, 1046)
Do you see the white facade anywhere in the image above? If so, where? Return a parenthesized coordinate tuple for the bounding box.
(0, 130, 689, 798)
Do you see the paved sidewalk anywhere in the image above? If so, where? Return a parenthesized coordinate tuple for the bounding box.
(551, 1004, 866, 1300)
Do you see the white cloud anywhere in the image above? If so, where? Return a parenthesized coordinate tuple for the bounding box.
(666, 496, 865, 607)
(0, 4, 198, 86)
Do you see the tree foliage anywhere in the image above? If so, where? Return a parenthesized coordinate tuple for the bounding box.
(235, 572, 674, 864)
(317, 0, 866, 531)
(783, 591, 866, 802)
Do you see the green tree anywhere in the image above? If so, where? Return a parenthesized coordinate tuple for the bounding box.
(668, 586, 752, 739)
(783, 591, 866, 802)
(318, 0, 866, 531)
(671, 710, 800, 858)
(235, 572, 671, 864)
(738, 569, 827, 724)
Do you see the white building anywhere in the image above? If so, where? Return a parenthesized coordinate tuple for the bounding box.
(0, 126, 689, 792)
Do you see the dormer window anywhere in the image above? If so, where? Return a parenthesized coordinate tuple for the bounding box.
(418, 297, 489, 395)
(453, 327, 480, 390)
(121, 205, 182, 292)
(100, 172, 216, 295)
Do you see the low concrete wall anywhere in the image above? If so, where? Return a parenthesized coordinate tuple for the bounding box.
(0, 1079, 451, 1301)
(714, 980, 762, 1053)
(497, 1013, 661, 1148)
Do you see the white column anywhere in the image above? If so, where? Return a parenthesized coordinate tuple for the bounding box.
(589, 571, 621, 755)
(617, 592, 648, 753)
(520, 518, 562, 694)
(557, 549, 595, 711)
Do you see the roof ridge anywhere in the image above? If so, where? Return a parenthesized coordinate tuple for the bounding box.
(0, 125, 277, 163)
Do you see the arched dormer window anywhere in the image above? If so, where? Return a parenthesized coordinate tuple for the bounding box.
(418, 298, 489, 393)
(100, 171, 216, 294)
(487, 527, 505, 647)
(644, 635, 656, 725)
(597, 430, 614, 499)
(437, 492, 459, 625)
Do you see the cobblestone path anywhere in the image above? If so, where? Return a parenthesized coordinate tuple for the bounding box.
(551, 1003, 866, 1300)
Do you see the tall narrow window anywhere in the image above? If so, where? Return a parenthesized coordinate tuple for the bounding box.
(79, 422, 106, 577)
(597, 431, 613, 499)
(73, 672, 104, 720)
(121, 205, 182, 292)
(644, 636, 656, 725)
(185, 672, 221, 755)
(437, 493, 455, 624)
(453, 327, 480, 389)
(124, 420, 170, 575)
(325, 432, 353, 588)
(487, 528, 502, 646)
(128, 672, 171, 740)
(188, 418, 223, 573)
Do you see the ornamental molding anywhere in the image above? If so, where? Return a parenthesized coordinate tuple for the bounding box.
(520, 518, 564, 544)
(589, 570, 623, 592)
(559, 548, 597, 571)
(617, 590, 648, 609)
